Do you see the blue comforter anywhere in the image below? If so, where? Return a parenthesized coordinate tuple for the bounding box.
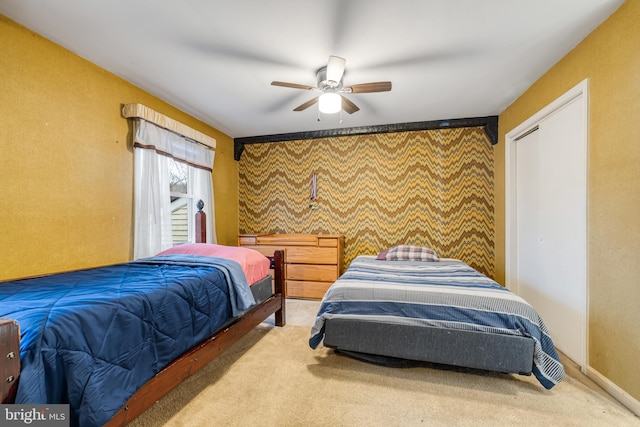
(310, 256, 565, 389)
(0, 254, 255, 427)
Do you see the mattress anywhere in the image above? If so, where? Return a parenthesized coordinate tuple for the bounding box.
(156, 243, 271, 284)
(249, 274, 273, 306)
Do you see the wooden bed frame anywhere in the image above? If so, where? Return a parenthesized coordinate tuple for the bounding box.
(0, 206, 286, 425)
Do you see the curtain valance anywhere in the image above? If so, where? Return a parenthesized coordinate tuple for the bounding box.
(122, 103, 216, 149)
(133, 119, 214, 171)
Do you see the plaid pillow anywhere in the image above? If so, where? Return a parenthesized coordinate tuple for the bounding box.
(385, 245, 439, 262)
(375, 249, 388, 260)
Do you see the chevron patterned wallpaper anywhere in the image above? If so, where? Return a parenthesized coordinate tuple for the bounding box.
(238, 127, 495, 277)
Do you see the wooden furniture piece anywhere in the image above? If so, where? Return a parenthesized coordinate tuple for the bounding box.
(195, 199, 206, 243)
(239, 233, 344, 300)
(0, 318, 20, 404)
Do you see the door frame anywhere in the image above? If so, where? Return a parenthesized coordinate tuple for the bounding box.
(504, 78, 589, 372)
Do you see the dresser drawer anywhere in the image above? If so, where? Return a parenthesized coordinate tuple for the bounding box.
(286, 264, 338, 282)
(238, 235, 257, 246)
(286, 247, 337, 264)
(318, 237, 339, 247)
(286, 280, 333, 300)
(241, 245, 284, 258)
(256, 234, 317, 246)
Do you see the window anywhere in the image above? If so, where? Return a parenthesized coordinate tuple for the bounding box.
(168, 158, 192, 245)
(132, 118, 216, 259)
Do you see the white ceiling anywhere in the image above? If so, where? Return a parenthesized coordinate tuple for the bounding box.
(1, 0, 625, 139)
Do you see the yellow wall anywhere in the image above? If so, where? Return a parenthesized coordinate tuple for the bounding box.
(496, 1, 640, 402)
(0, 15, 238, 281)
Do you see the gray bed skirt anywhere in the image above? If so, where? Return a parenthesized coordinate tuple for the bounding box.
(323, 318, 535, 375)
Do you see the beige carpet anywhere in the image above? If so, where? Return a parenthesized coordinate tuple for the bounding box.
(129, 301, 639, 427)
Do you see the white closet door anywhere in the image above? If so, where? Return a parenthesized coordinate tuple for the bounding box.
(515, 97, 587, 367)
(515, 129, 542, 311)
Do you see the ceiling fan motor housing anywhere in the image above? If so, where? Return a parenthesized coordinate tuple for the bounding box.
(271, 55, 389, 114)
(317, 66, 343, 91)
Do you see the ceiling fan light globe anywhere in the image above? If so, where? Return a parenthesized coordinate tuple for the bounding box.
(319, 93, 341, 114)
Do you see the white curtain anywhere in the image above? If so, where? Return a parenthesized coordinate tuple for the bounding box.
(133, 119, 215, 259)
(133, 147, 172, 259)
(191, 165, 217, 244)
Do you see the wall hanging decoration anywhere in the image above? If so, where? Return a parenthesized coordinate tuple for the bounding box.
(309, 173, 318, 210)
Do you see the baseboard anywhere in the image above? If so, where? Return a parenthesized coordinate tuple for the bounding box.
(587, 366, 640, 416)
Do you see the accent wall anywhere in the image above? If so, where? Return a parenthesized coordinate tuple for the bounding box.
(238, 127, 495, 277)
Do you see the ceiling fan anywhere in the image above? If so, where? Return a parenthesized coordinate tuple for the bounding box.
(271, 55, 392, 114)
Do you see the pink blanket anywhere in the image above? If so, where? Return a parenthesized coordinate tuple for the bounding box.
(157, 243, 270, 285)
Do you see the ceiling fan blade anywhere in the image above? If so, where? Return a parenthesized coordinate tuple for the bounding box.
(271, 81, 315, 91)
(341, 96, 360, 114)
(326, 55, 346, 83)
(346, 82, 392, 93)
(293, 96, 319, 111)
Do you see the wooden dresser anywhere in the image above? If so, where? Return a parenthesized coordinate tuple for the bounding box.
(238, 233, 344, 300)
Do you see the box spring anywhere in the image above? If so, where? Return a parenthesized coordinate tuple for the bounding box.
(323, 318, 535, 375)
(250, 275, 273, 306)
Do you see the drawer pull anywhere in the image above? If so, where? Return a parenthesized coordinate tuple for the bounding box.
(6, 376, 14, 383)
(7, 351, 15, 359)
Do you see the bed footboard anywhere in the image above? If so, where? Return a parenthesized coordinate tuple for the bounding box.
(0, 318, 20, 403)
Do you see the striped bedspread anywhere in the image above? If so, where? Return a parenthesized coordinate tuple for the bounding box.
(309, 256, 565, 389)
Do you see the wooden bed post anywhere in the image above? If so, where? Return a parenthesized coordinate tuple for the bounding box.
(273, 249, 286, 327)
(0, 318, 20, 404)
(195, 199, 206, 243)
